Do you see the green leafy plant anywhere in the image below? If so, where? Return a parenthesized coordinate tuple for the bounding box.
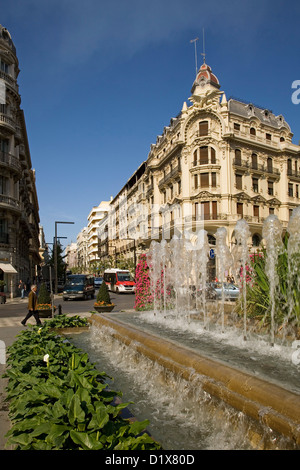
(44, 314, 89, 330)
(3, 323, 161, 450)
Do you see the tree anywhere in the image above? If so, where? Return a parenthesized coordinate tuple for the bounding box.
(37, 282, 51, 305)
(96, 281, 112, 305)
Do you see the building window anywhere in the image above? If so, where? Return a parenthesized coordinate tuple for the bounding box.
(252, 234, 261, 247)
(267, 157, 273, 173)
(266, 133, 272, 141)
(211, 148, 216, 164)
(0, 138, 9, 153)
(178, 179, 181, 194)
(201, 201, 210, 220)
(194, 174, 198, 189)
(212, 201, 217, 219)
(234, 123, 240, 131)
(288, 183, 293, 197)
(287, 159, 292, 175)
(200, 172, 209, 188)
(237, 202, 243, 217)
(268, 180, 274, 196)
(0, 176, 7, 195)
(250, 127, 256, 136)
(199, 146, 209, 165)
(280, 136, 285, 142)
(269, 207, 274, 215)
(0, 219, 8, 244)
(296, 184, 299, 198)
(193, 149, 197, 166)
(0, 59, 9, 74)
(236, 173, 242, 190)
(235, 149, 242, 165)
(252, 177, 259, 193)
(253, 205, 259, 217)
(211, 172, 216, 188)
(199, 121, 208, 136)
(251, 153, 258, 169)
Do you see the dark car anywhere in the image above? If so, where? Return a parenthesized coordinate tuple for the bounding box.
(94, 277, 103, 288)
(63, 274, 95, 300)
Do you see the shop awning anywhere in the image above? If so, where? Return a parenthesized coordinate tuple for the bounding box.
(0, 263, 17, 273)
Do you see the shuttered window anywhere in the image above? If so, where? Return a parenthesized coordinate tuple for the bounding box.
(200, 146, 208, 165)
(200, 172, 209, 187)
(237, 203, 243, 216)
(199, 121, 208, 136)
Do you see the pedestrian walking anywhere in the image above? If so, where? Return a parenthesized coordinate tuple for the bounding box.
(21, 284, 42, 326)
(18, 280, 25, 299)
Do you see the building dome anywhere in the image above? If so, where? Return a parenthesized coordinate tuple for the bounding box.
(191, 63, 220, 94)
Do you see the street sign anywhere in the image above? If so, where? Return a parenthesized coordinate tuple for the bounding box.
(209, 248, 215, 259)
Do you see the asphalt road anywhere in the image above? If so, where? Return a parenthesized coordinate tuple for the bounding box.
(0, 289, 136, 319)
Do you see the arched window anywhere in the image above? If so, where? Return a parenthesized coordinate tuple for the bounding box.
(250, 127, 256, 136)
(199, 146, 208, 165)
(251, 153, 258, 169)
(235, 149, 242, 165)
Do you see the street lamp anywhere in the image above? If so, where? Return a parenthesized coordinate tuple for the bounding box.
(54, 221, 74, 294)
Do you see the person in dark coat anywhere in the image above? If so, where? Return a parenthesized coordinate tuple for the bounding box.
(21, 284, 42, 326)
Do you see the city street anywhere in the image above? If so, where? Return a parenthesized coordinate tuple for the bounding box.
(0, 289, 136, 327)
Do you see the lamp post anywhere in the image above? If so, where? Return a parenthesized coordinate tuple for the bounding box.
(54, 221, 74, 294)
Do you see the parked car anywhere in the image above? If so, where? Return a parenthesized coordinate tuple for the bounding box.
(94, 277, 103, 288)
(211, 282, 240, 301)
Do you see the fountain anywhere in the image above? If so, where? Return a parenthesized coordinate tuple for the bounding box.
(262, 215, 283, 347)
(85, 210, 300, 449)
(232, 219, 251, 341)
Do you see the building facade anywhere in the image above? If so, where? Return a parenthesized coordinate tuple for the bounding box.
(87, 200, 110, 266)
(0, 25, 40, 296)
(97, 61, 300, 278)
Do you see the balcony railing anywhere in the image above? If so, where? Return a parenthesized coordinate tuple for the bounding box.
(0, 151, 21, 173)
(0, 194, 21, 211)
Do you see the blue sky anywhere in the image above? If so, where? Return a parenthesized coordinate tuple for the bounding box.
(1, 0, 300, 248)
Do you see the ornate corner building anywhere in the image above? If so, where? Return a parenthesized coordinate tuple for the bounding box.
(0, 25, 40, 297)
(100, 61, 300, 277)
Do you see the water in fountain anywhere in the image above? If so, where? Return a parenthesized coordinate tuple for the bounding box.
(232, 219, 251, 341)
(215, 227, 233, 333)
(262, 215, 283, 347)
(143, 212, 299, 354)
(286, 206, 300, 334)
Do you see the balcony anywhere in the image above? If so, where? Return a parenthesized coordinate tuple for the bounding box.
(0, 151, 21, 174)
(0, 195, 21, 212)
(287, 169, 300, 181)
(0, 112, 15, 133)
(158, 164, 182, 188)
(0, 70, 19, 95)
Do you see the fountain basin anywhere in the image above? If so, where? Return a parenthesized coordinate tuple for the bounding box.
(89, 313, 300, 447)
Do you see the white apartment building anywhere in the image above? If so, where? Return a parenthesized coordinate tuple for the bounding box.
(76, 226, 89, 270)
(87, 200, 110, 265)
(65, 242, 77, 270)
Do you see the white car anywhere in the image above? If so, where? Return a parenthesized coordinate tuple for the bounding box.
(211, 282, 240, 300)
